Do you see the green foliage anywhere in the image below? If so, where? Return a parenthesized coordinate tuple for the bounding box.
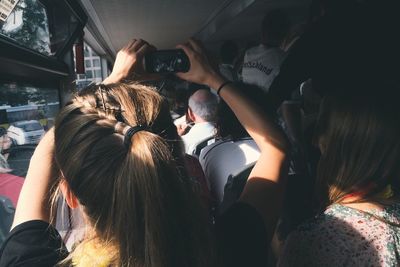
(0, 0, 51, 54)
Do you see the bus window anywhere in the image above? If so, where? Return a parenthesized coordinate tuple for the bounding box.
(0, 0, 52, 55)
(0, 80, 59, 177)
(75, 42, 107, 90)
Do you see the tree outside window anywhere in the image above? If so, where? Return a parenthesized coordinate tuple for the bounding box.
(0, 0, 51, 55)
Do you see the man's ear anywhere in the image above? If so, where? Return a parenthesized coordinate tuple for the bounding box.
(187, 107, 195, 122)
(59, 179, 79, 209)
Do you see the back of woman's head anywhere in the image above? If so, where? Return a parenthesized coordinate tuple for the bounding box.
(75, 83, 183, 157)
(54, 83, 213, 266)
(315, 89, 400, 206)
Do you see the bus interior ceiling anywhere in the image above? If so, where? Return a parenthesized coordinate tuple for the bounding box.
(80, 0, 311, 59)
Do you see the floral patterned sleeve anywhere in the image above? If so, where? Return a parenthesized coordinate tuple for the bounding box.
(278, 204, 400, 267)
(278, 217, 352, 267)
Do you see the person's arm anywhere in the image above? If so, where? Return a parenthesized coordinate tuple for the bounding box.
(176, 39, 290, 241)
(11, 129, 59, 229)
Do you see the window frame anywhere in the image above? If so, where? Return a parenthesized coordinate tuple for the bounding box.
(0, 0, 87, 82)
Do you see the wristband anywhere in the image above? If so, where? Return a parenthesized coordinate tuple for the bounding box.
(217, 81, 232, 96)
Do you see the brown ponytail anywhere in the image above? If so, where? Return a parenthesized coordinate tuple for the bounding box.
(53, 83, 215, 266)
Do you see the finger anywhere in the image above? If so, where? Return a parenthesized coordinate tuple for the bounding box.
(124, 39, 137, 51)
(176, 44, 193, 58)
(135, 43, 151, 72)
(188, 38, 203, 53)
(136, 43, 150, 56)
(129, 39, 147, 52)
(183, 40, 194, 50)
(175, 71, 188, 80)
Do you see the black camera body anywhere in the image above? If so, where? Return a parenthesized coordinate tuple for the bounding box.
(144, 49, 190, 73)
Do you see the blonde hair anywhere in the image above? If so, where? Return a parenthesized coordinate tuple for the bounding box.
(52, 83, 215, 266)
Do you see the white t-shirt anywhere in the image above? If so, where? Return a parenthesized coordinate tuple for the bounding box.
(219, 63, 238, 81)
(181, 122, 216, 155)
(242, 45, 286, 93)
(199, 137, 260, 203)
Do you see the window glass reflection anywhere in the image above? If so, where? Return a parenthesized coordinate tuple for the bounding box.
(75, 42, 105, 90)
(0, 0, 52, 55)
(0, 81, 59, 177)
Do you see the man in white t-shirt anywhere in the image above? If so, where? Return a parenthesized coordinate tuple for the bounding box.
(242, 9, 289, 92)
(180, 89, 217, 155)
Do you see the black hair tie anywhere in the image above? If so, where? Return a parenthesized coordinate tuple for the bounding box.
(124, 125, 147, 147)
(217, 81, 232, 96)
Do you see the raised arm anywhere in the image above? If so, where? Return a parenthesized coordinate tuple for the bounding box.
(176, 39, 289, 240)
(11, 129, 59, 229)
(11, 39, 152, 232)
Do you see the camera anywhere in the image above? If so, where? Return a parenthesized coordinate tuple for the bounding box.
(144, 49, 190, 73)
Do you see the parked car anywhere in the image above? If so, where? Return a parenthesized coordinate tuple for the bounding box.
(7, 120, 45, 145)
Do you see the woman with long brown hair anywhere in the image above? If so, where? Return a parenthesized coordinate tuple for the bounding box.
(279, 89, 400, 266)
(0, 39, 290, 266)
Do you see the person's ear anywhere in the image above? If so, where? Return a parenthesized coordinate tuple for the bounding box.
(187, 107, 195, 122)
(59, 179, 79, 209)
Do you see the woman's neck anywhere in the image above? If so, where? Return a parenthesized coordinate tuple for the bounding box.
(337, 184, 396, 212)
(340, 201, 384, 212)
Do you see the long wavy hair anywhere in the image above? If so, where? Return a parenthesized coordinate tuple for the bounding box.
(52, 83, 215, 266)
(314, 90, 400, 208)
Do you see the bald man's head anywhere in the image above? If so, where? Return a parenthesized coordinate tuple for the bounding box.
(188, 89, 218, 122)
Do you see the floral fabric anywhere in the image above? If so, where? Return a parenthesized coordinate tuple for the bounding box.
(279, 203, 400, 266)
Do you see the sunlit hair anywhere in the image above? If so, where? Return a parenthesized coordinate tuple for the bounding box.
(315, 90, 400, 208)
(75, 83, 184, 158)
(52, 83, 215, 266)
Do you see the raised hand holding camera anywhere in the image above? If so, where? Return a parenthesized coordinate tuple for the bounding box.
(175, 39, 225, 90)
(103, 39, 156, 84)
